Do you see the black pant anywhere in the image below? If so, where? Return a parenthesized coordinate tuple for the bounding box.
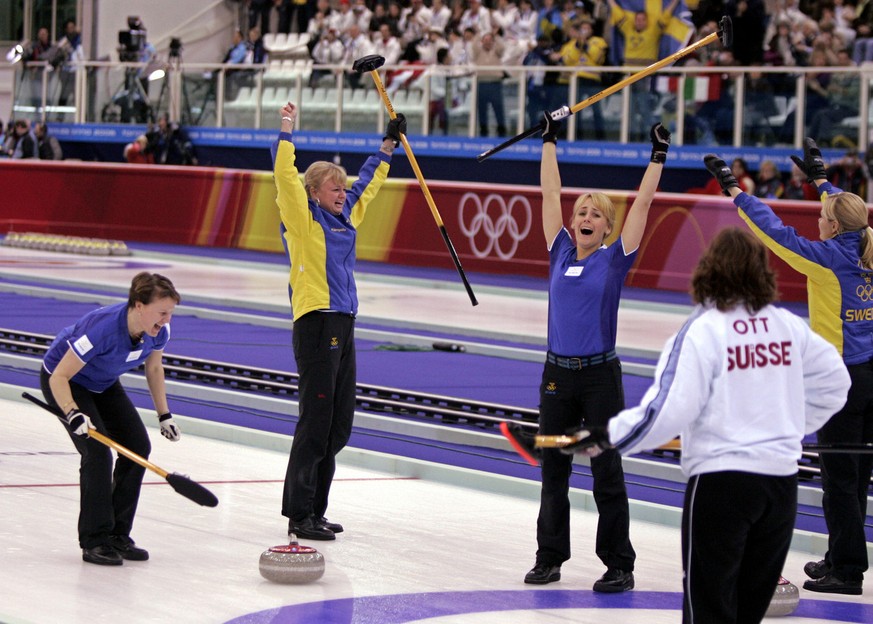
(277, 0, 309, 34)
(283, 312, 356, 522)
(40, 370, 150, 549)
(682, 471, 796, 623)
(818, 360, 873, 581)
(535, 358, 635, 571)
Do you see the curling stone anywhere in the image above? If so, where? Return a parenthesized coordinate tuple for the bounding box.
(259, 535, 325, 584)
(765, 576, 799, 617)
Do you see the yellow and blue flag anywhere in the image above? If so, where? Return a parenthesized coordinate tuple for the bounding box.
(610, 0, 694, 65)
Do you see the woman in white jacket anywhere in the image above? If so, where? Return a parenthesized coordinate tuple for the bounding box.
(563, 228, 850, 623)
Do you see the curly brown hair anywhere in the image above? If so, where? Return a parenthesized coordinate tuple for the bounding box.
(691, 228, 777, 313)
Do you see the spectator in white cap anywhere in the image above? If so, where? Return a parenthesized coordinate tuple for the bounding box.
(310, 27, 345, 87)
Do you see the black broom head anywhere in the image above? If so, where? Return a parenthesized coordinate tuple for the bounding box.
(166, 472, 219, 507)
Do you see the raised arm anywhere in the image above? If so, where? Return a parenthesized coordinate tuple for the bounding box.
(790, 137, 830, 191)
(271, 103, 311, 236)
(621, 123, 670, 253)
(540, 113, 565, 244)
(664, 0, 680, 18)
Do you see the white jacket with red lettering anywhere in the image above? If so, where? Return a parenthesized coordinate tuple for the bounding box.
(609, 303, 850, 477)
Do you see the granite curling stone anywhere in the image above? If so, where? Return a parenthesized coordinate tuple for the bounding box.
(259, 537, 325, 584)
(765, 576, 799, 617)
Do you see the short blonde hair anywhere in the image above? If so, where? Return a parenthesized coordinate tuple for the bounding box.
(304, 161, 347, 198)
(571, 192, 616, 232)
(759, 160, 778, 176)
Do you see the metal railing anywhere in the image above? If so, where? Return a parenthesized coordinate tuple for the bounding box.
(11, 58, 873, 150)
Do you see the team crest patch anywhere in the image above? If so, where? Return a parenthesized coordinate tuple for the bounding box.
(73, 334, 93, 356)
(545, 381, 557, 394)
(330, 336, 339, 349)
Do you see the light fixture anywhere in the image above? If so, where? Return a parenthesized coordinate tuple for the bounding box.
(145, 57, 167, 81)
(6, 43, 25, 64)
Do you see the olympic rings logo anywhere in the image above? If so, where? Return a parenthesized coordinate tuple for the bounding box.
(457, 192, 533, 260)
(857, 284, 873, 301)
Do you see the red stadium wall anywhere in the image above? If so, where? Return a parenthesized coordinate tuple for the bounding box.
(0, 160, 820, 302)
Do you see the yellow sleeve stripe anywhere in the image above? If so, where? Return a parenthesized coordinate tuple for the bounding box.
(739, 211, 845, 354)
(275, 141, 313, 237)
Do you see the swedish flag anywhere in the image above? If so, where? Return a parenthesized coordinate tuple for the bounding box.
(610, 0, 694, 64)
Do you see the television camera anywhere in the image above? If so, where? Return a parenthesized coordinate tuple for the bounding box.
(118, 15, 147, 62)
(169, 37, 183, 60)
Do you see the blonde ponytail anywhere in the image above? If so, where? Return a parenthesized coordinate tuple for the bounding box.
(861, 227, 873, 270)
(825, 193, 873, 270)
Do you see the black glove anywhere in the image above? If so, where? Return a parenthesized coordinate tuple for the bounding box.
(63, 408, 92, 438)
(650, 122, 671, 164)
(789, 137, 827, 184)
(559, 426, 613, 455)
(159, 412, 181, 442)
(703, 154, 739, 196)
(384, 113, 407, 146)
(542, 110, 562, 144)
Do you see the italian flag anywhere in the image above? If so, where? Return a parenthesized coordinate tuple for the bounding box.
(655, 75, 721, 102)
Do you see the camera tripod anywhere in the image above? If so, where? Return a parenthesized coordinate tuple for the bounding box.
(102, 66, 153, 123)
(153, 54, 215, 126)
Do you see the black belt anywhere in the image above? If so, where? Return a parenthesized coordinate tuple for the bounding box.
(318, 310, 356, 319)
(547, 350, 616, 370)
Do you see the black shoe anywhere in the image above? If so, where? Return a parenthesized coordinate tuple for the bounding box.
(524, 562, 561, 584)
(593, 568, 635, 593)
(804, 559, 830, 580)
(109, 535, 149, 561)
(318, 517, 343, 533)
(82, 544, 123, 566)
(289, 516, 335, 541)
(803, 572, 862, 595)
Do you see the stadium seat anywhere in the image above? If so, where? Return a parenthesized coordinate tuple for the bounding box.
(265, 32, 288, 53)
(263, 60, 284, 86)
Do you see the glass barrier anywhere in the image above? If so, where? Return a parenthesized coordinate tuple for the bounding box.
(10, 58, 873, 150)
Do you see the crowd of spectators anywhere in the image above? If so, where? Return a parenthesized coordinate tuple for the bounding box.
(12, 0, 873, 186)
(242, 0, 872, 189)
(231, 0, 873, 144)
(1, 119, 63, 160)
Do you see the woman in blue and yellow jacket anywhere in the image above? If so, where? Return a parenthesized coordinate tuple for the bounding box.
(704, 139, 873, 596)
(271, 101, 406, 541)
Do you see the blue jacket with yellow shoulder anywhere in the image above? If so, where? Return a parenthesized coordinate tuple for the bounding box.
(736, 182, 873, 364)
(271, 132, 390, 319)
